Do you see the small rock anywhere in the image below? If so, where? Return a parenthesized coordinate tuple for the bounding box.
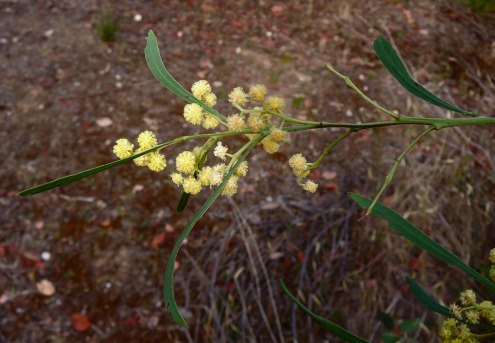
(36, 279, 56, 296)
(96, 117, 113, 127)
(43, 29, 54, 38)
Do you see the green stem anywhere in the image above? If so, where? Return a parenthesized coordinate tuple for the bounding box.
(309, 129, 354, 170)
(326, 63, 401, 120)
(366, 126, 436, 215)
(281, 115, 495, 132)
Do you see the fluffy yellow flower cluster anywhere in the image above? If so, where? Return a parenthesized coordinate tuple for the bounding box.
(114, 79, 324, 199)
(288, 153, 318, 193)
(441, 248, 495, 342)
(183, 80, 220, 129)
(489, 247, 495, 280)
(223, 82, 290, 157)
(439, 318, 477, 342)
(170, 142, 249, 197)
(113, 130, 166, 172)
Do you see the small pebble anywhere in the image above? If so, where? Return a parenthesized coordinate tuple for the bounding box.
(41, 252, 51, 261)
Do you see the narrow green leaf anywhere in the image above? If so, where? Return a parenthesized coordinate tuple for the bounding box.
(349, 193, 495, 291)
(279, 279, 369, 343)
(164, 134, 266, 326)
(373, 36, 475, 117)
(380, 331, 399, 343)
(18, 143, 167, 196)
(144, 30, 226, 121)
(176, 192, 190, 212)
(398, 318, 421, 333)
(378, 312, 395, 330)
(406, 277, 451, 316)
(407, 277, 495, 331)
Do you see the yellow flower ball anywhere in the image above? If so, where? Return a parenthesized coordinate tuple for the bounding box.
(227, 114, 246, 131)
(170, 172, 184, 186)
(113, 138, 134, 159)
(289, 153, 307, 172)
(302, 180, 318, 193)
(192, 146, 203, 157)
(147, 152, 167, 172)
(213, 142, 229, 160)
(183, 103, 204, 125)
(198, 166, 213, 186)
(203, 92, 217, 107)
(234, 161, 248, 177)
(261, 138, 280, 154)
(247, 113, 265, 132)
(228, 87, 248, 106)
(489, 248, 495, 264)
(133, 147, 150, 166)
(221, 176, 239, 196)
(183, 177, 202, 195)
(202, 115, 220, 129)
(191, 80, 211, 99)
(210, 164, 226, 186)
(137, 130, 157, 149)
(264, 96, 285, 112)
(249, 84, 267, 102)
(268, 127, 287, 143)
(176, 151, 196, 174)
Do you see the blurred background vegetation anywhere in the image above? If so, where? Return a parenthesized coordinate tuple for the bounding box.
(1, 0, 494, 342)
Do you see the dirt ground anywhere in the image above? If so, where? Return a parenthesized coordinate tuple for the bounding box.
(1, 0, 495, 342)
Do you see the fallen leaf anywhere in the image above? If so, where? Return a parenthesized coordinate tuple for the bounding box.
(34, 220, 45, 230)
(99, 219, 111, 228)
(297, 251, 305, 262)
(323, 182, 338, 193)
(270, 252, 284, 260)
(132, 184, 144, 194)
(0, 293, 9, 304)
(165, 224, 175, 233)
(409, 257, 421, 270)
(36, 279, 56, 296)
(322, 171, 337, 180)
(150, 232, 166, 249)
(71, 313, 91, 332)
(271, 4, 284, 16)
(98, 63, 111, 76)
(199, 59, 214, 69)
(96, 117, 113, 127)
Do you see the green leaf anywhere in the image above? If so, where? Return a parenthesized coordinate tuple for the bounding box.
(380, 331, 399, 343)
(18, 143, 167, 196)
(378, 312, 395, 330)
(406, 277, 451, 316)
(164, 134, 266, 326)
(144, 30, 226, 121)
(349, 193, 495, 291)
(407, 277, 495, 331)
(176, 192, 190, 212)
(398, 318, 420, 333)
(373, 36, 475, 117)
(279, 279, 369, 343)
